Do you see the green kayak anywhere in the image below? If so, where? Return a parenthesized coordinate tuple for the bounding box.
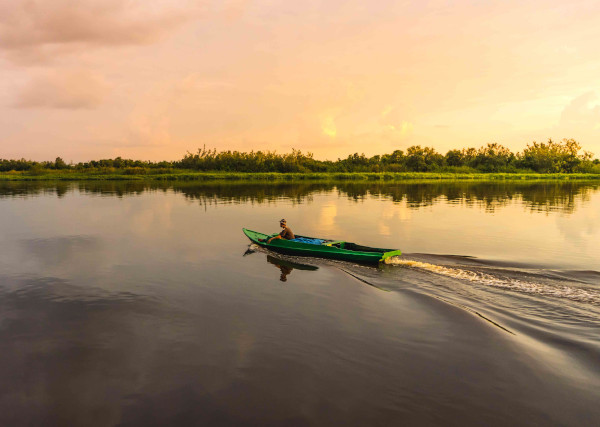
(243, 228, 401, 264)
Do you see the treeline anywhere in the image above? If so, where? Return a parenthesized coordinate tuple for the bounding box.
(0, 157, 173, 174)
(2, 138, 599, 174)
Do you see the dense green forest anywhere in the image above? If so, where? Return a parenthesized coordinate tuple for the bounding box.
(2, 138, 599, 174)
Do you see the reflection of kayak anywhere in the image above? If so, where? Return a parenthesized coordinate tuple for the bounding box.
(266, 255, 319, 271)
(243, 228, 401, 264)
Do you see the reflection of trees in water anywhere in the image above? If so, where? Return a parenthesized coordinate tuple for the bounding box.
(173, 182, 333, 206)
(0, 181, 156, 199)
(0, 181, 74, 198)
(1, 180, 598, 214)
(335, 182, 598, 213)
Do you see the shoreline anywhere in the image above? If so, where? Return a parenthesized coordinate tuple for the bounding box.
(2, 171, 600, 181)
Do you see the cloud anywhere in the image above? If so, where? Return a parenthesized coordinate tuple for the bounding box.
(126, 114, 172, 147)
(13, 70, 109, 109)
(0, 0, 203, 63)
(560, 91, 600, 128)
(321, 116, 337, 137)
(380, 106, 413, 135)
(222, 0, 250, 22)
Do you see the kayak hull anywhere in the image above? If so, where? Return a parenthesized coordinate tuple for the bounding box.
(242, 228, 401, 264)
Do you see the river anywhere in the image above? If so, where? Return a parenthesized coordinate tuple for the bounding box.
(0, 180, 598, 426)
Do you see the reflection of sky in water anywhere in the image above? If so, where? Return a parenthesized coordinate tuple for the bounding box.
(317, 204, 338, 233)
(0, 182, 598, 272)
(296, 188, 599, 270)
(556, 195, 599, 247)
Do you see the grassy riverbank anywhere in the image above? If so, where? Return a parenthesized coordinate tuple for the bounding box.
(2, 170, 600, 181)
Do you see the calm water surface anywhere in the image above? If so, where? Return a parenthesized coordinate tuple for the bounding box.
(0, 181, 599, 426)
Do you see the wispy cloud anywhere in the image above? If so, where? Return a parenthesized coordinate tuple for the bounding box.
(0, 0, 204, 63)
(380, 106, 413, 135)
(560, 92, 600, 128)
(13, 69, 109, 109)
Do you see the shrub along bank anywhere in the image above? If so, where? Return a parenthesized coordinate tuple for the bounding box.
(2, 138, 599, 176)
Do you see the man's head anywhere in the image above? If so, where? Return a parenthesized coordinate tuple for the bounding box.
(280, 219, 286, 228)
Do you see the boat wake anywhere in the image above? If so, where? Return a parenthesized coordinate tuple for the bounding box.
(247, 243, 599, 305)
(386, 257, 600, 305)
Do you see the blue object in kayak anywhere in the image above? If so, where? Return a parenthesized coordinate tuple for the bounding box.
(290, 237, 324, 245)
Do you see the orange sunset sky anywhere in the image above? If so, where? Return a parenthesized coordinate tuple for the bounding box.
(1, 0, 600, 161)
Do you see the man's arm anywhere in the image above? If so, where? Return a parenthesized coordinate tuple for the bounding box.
(267, 235, 282, 244)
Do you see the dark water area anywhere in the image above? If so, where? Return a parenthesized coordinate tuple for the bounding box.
(0, 181, 598, 426)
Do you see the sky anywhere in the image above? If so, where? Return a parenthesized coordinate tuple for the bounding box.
(1, 0, 600, 161)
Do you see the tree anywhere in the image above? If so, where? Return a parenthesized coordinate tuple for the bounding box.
(405, 146, 443, 171)
(471, 143, 514, 172)
(518, 138, 589, 172)
(445, 149, 464, 167)
(54, 157, 68, 169)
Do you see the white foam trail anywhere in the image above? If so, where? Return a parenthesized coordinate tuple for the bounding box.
(386, 258, 599, 305)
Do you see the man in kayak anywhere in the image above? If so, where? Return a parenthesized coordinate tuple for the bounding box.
(261, 219, 295, 243)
